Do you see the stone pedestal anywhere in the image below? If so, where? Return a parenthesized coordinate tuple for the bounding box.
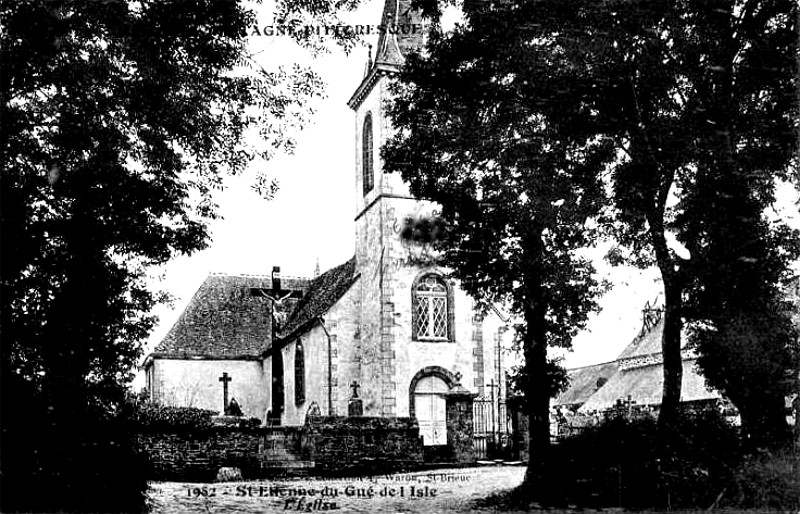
(348, 398, 363, 417)
(507, 395, 529, 463)
(445, 385, 476, 463)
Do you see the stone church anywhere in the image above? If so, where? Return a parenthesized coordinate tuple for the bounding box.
(143, 0, 511, 448)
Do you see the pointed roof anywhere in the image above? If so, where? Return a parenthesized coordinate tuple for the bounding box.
(374, 0, 425, 67)
(616, 316, 665, 361)
(150, 274, 308, 360)
(560, 309, 719, 412)
(279, 257, 360, 341)
(578, 358, 720, 413)
(348, 0, 427, 109)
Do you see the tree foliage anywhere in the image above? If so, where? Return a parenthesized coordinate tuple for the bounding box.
(412, 0, 799, 437)
(0, 0, 356, 511)
(386, 0, 799, 491)
(667, 0, 800, 448)
(382, 3, 611, 494)
(557, 0, 799, 439)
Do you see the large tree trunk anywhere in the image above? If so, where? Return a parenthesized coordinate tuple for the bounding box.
(521, 258, 553, 500)
(648, 211, 684, 429)
(659, 270, 683, 429)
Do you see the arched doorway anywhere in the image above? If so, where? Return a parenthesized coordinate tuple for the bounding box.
(271, 351, 284, 425)
(412, 375, 449, 446)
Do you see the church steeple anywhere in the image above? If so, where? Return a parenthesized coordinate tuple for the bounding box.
(373, 0, 426, 67)
(348, 0, 427, 110)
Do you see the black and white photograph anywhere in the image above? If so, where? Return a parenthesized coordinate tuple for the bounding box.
(2, 0, 799, 512)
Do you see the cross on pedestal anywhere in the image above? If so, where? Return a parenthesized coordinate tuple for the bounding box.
(350, 381, 360, 399)
(219, 372, 232, 413)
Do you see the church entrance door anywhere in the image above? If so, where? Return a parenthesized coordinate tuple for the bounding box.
(271, 351, 284, 425)
(413, 375, 448, 446)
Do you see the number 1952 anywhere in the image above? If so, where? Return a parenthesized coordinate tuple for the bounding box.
(187, 487, 216, 498)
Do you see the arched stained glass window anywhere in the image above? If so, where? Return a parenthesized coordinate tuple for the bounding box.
(362, 113, 374, 195)
(412, 275, 450, 340)
(295, 340, 305, 404)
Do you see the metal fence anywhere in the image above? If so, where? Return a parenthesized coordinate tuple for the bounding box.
(473, 396, 511, 459)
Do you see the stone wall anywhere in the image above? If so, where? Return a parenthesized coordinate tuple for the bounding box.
(508, 396, 529, 463)
(446, 393, 476, 463)
(138, 428, 266, 481)
(138, 417, 424, 481)
(301, 416, 424, 474)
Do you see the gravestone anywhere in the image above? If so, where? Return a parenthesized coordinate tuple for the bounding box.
(348, 381, 363, 417)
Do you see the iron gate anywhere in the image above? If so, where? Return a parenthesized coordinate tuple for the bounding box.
(473, 396, 511, 459)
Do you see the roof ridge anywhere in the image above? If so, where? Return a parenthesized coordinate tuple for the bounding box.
(208, 271, 311, 281)
(566, 360, 618, 371)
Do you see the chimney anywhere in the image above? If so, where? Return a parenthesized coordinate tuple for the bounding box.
(272, 266, 282, 293)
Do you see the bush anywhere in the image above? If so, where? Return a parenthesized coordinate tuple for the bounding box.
(131, 402, 217, 432)
(722, 449, 800, 510)
(546, 405, 743, 510)
(1, 374, 150, 513)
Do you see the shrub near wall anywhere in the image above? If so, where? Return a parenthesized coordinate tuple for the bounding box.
(302, 416, 424, 475)
(133, 404, 217, 432)
(548, 407, 743, 510)
(723, 449, 800, 510)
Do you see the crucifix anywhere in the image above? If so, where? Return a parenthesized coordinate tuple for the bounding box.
(250, 267, 304, 304)
(250, 267, 304, 331)
(219, 372, 232, 413)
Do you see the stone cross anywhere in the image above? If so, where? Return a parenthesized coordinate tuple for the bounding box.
(219, 372, 232, 413)
(616, 395, 636, 415)
(350, 381, 360, 399)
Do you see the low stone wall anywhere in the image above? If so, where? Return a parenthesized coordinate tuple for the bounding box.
(138, 418, 424, 480)
(139, 429, 260, 481)
(138, 427, 304, 481)
(301, 416, 424, 474)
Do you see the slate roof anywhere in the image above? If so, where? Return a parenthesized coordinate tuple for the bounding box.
(151, 274, 308, 360)
(279, 257, 359, 341)
(616, 317, 666, 361)
(554, 361, 619, 407)
(374, 0, 409, 67)
(560, 309, 719, 412)
(578, 358, 720, 413)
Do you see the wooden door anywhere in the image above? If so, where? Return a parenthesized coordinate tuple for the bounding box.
(413, 376, 448, 446)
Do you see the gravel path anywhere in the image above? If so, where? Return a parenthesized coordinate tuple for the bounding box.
(148, 465, 526, 514)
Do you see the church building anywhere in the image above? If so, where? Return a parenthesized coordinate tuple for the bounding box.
(143, 0, 511, 448)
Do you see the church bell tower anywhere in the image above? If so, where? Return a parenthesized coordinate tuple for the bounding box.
(347, 0, 431, 416)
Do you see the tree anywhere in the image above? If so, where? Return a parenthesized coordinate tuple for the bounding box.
(386, 0, 799, 489)
(674, 0, 800, 448)
(560, 0, 800, 439)
(382, 7, 611, 496)
(437, 0, 800, 435)
(0, 0, 354, 511)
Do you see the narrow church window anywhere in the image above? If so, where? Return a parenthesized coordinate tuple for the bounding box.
(413, 275, 449, 340)
(295, 340, 305, 404)
(362, 113, 374, 195)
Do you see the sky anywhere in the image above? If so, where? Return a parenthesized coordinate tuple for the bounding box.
(139, 0, 800, 380)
